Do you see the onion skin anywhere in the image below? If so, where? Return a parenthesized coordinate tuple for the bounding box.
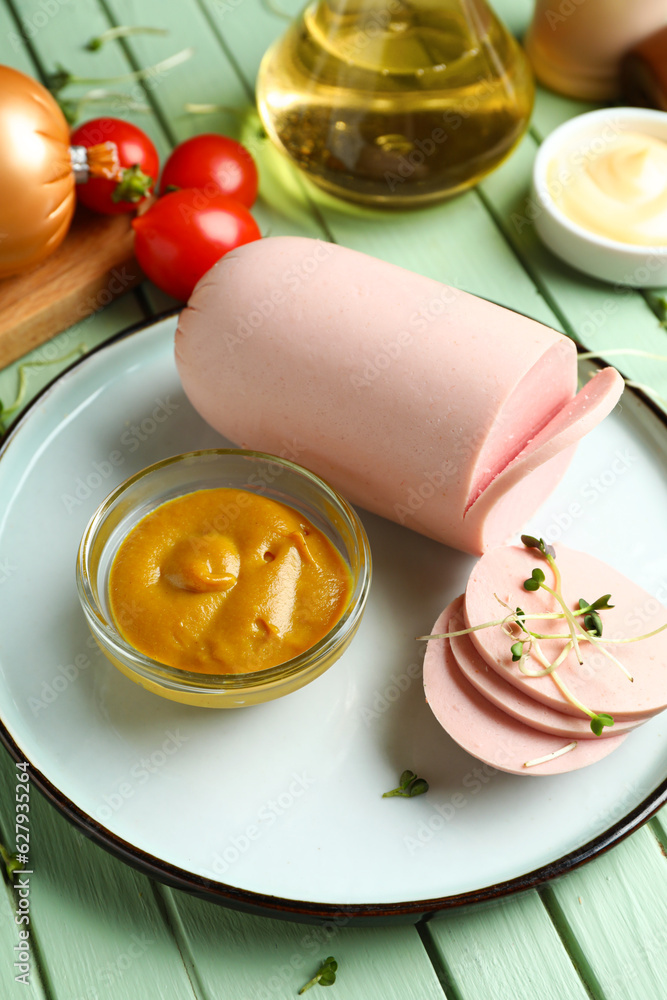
(0, 65, 75, 279)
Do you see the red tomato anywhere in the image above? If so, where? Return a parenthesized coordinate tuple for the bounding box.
(71, 118, 159, 215)
(132, 189, 261, 301)
(160, 134, 258, 208)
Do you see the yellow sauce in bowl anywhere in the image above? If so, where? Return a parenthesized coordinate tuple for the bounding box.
(108, 488, 352, 674)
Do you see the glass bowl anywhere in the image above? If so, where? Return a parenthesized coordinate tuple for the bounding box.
(76, 449, 372, 708)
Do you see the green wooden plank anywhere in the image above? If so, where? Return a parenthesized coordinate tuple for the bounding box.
(195, 0, 560, 320)
(199, 0, 667, 391)
(2, 0, 172, 160)
(0, 1, 42, 74)
(157, 884, 448, 1000)
(649, 808, 667, 854)
(425, 892, 591, 1000)
(0, 745, 198, 1000)
(0, 295, 146, 430)
(97, 0, 329, 243)
(478, 136, 667, 402)
(542, 826, 667, 1000)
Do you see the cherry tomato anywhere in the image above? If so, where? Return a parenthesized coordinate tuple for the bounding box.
(71, 117, 159, 215)
(160, 134, 258, 208)
(132, 189, 261, 301)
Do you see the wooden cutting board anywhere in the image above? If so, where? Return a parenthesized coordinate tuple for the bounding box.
(0, 206, 143, 368)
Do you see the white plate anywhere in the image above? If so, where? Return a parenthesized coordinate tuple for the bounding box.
(1, 314, 666, 924)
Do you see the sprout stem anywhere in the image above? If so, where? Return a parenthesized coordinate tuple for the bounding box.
(86, 25, 168, 50)
(524, 742, 577, 768)
(48, 47, 193, 94)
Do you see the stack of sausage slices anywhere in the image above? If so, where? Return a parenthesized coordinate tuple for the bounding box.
(424, 538, 667, 775)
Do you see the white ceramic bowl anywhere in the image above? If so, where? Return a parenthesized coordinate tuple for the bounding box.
(532, 107, 667, 287)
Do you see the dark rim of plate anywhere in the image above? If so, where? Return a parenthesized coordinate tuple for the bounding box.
(0, 308, 666, 926)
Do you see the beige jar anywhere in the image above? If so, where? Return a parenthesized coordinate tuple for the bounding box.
(525, 0, 667, 100)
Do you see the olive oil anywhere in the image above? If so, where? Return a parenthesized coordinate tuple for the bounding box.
(257, 0, 534, 207)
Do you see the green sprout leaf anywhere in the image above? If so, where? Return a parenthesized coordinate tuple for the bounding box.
(521, 535, 555, 559)
(510, 641, 524, 662)
(590, 713, 615, 736)
(579, 600, 603, 637)
(382, 770, 429, 798)
(588, 594, 615, 611)
(521, 534, 541, 550)
(523, 567, 547, 591)
(298, 957, 338, 994)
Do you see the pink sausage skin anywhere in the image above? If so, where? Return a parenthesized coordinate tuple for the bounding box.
(176, 237, 623, 554)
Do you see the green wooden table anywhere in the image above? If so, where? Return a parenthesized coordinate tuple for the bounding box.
(2, 1, 667, 997)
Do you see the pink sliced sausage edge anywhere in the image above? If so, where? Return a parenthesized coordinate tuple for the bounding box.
(423, 597, 628, 776)
(465, 545, 667, 719)
(448, 608, 645, 739)
(464, 367, 624, 552)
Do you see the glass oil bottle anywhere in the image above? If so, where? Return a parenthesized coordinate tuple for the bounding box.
(256, 0, 535, 207)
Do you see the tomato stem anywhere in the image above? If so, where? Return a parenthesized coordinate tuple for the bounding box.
(112, 164, 154, 204)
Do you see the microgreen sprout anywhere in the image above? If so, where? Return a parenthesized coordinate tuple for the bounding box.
(0, 345, 87, 435)
(298, 957, 338, 994)
(520, 534, 555, 559)
(524, 742, 578, 768)
(382, 769, 429, 798)
(416, 533, 667, 734)
(523, 567, 545, 592)
(0, 844, 22, 879)
(59, 89, 151, 124)
(579, 599, 603, 637)
(85, 25, 168, 51)
(47, 47, 193, 107)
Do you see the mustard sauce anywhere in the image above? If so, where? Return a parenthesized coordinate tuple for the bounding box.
(109, 488, 352, 674)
